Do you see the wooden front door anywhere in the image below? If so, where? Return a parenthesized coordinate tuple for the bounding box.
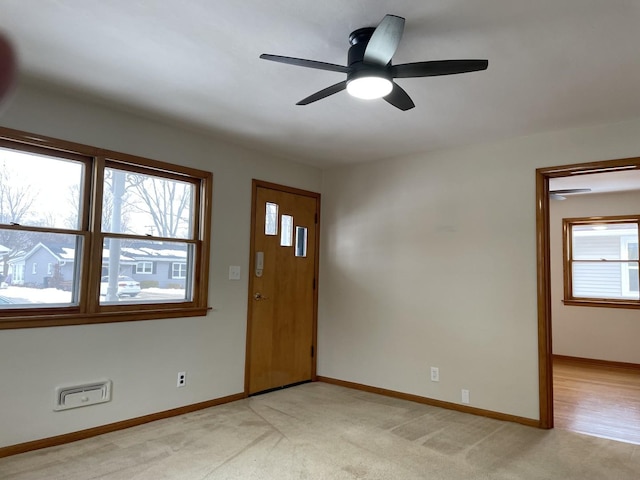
(246, 180, 320, 395)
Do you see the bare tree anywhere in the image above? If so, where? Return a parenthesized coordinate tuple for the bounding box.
(125, 174, 192, 238)
(0, 161, 35, 225)
(0, 162, 37, 275)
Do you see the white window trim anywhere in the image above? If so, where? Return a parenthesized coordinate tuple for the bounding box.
(621, 236, 639, 298)
(31, 263, 37, 275)
(172, 262, 187, 279)
(136, 261, 153, 274)
(14, 265, 24, 283)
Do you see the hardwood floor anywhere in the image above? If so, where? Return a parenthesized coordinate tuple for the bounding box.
(553, 356, 640, 444)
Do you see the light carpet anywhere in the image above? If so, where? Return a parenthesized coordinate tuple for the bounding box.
(1, 382, 639, 479)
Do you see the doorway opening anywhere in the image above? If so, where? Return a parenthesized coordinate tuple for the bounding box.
(536, 157, 640, 436)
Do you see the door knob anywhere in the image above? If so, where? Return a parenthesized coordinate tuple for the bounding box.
(254, 292, 269, 300)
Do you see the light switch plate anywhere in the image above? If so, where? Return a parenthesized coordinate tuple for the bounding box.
(229, 265, 241, 280)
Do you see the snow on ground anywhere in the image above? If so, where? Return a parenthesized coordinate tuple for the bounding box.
(0, 286, 186, 305)
(0, 285, 71, 304)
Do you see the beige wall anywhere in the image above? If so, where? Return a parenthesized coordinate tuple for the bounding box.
(550, 190, 640, 363)
(318, 116, 640, 420)
(4, 78, 640, 447)
(0, 82, 322, 448)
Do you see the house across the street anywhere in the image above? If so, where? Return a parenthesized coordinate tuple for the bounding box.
(6, 241, 188, 289)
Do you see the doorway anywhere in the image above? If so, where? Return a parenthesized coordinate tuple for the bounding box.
(536, 156, 640, 429)
(245, 180, 320, 395)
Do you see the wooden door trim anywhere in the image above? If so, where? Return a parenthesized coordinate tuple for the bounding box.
(535, 156, 640, 429)
(244, 180, 321, 395)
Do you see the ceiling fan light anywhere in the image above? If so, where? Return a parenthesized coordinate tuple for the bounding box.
(346, 76, 393, 99)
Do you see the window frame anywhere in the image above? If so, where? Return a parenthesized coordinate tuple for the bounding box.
(0, 127, 212, 329)
(563, 215, 640, 309)
(135, 261, 153, 275)
(171, 262, 187, 279)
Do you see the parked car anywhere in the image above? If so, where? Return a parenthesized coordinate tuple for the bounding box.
(100, 276, 141, 297)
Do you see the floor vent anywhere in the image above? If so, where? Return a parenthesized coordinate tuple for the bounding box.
(54, 380, 112, 411)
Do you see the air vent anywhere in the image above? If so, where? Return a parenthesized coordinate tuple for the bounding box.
(54, 380, 112, 411)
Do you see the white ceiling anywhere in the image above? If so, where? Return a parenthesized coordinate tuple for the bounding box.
(2, 1, 640, 168)
(550, 169, 640, 196)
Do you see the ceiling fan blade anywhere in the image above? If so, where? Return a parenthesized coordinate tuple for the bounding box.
(363, 15, 405, 66)
(260, 54, 348, 74)
(392, 59, 488, 78)
(549, 188, 592, 195)
(383, 82, 415, 111)
(297, 81, 347, 105)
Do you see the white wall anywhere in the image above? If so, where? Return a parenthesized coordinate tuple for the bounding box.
(318, 116, 640, 420)
(551, 190, 640, 363)
(0, 82, 322, 448)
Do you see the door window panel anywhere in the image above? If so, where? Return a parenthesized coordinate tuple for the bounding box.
(281, 215, 293, 247)
(265, 202, 278, 236)
(295, 226, 308, 257)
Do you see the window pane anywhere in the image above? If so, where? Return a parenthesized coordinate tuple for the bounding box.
(0, 230, 82, 308)
(136, 261, 153, 274)
(572, 261, 639, 299)
(572, 224, 637, 260)
(295, 226, 307, 257)
(628, 266, 639, 294)
(0, 147, 84, 230)
(103, 168, 194, 239)
(281, 215, 293, 246)
(265, 202, 278, 236)
(100, 238, 194, 304)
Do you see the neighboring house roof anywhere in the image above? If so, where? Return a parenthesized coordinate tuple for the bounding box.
(0, 244, 10, 254)
(121, 244, 187, 262)
(7, 242, 71, 265)
(46, 244, 76, 261)
(8, 242, 186, 264)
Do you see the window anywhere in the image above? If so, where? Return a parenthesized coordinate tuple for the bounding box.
(280, 215, 293, 247)
(171, 262, 187, 279)
(171, 263, 187, 278)
(136, 261, 153, 274)
(0, 127, 212, 329)
(265, 202, 278, 236)
(563, 216, 640, 307)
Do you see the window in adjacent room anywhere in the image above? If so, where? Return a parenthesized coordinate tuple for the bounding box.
(0, 127, 212, 329)
(563, 216, 640, 307)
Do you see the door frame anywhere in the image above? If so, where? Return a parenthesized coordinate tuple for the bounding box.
(536, 156, 640, 428)
(244, 179, 321, 395)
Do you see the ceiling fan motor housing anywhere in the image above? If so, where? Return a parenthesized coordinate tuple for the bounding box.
(347, 27, 392, 86)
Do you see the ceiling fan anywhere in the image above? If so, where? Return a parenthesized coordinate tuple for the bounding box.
(260, 14, 488, 111)
(549, 188, 592, 200)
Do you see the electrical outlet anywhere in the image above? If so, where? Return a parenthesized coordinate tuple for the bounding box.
(177, 372, 187, 388)
(461, 389, 470, 404)
(430, 366, 440, 382)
